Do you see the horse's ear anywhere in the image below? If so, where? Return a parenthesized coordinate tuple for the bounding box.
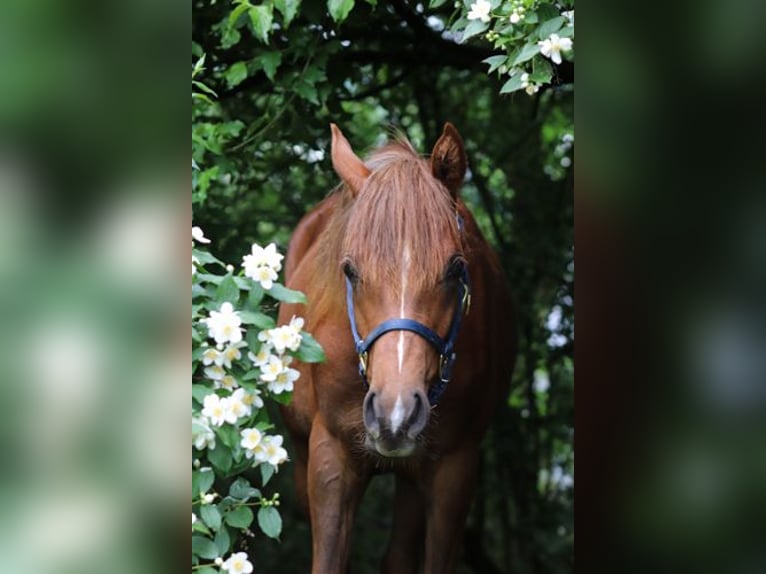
(330, 123, 370, 197)
(431, 122, 467, 197)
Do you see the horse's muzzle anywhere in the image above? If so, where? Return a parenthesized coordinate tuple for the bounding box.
(362, 389, 428, 457)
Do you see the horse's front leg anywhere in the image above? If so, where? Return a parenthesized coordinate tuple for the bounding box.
(307, 416, 369, 574)
(423, 445, 480, 574)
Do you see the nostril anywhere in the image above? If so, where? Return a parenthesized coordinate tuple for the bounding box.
(363, 392, 380, 436)
(406, 391, 429, 438)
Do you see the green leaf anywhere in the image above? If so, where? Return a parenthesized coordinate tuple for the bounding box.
(257, 506, 283, 539)
(192, 520, 212, 536)
(221, 27, 241, 49)
(460, 19, 489, 43)
(328, 0, 355, 23)
(193, 469, 215, 498)
(258, 51, 282, 81)
(530, 58, 553, 83)
(239, 310, 275, 329)
(193, 249, 223, 267)
(482, 54, 507, 74)
(248, 283, 265, 307)
(214, 526, 231, 556)
(242, 369, 261, 381)
(192, 536, 219, 559)
(261, 462, 275, 486)
(294, 80, 319, 104)
(500, 74, 524, 94)
(225, 505, 255, 528)
(270, 390, 293, 405)
(274, 0, 301, 27)
(512, 43, 540, 66)
(249, 5, 274, 43)
(268, 283, 307, 303)
(208, 443, 232, 474)
(558, 25, 574, 38)
(228, 2, 250, 27)
(225, 62, 248, 89)
(198, 567, 217, 574)
(192, 81, 218, 99)
(537, 2, 559, 21)
(192, 384, 210, 405)
(216, 275, 240, 305)
(429, 0, 449, 7)
(230, 477, 261, 500)
(537, 16, 565, 40)
(296, 332, 326, 363)
(201, 504, 222, 530)
(218, 424, 239, 449)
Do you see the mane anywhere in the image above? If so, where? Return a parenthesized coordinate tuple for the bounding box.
(307, 137, 463, 326)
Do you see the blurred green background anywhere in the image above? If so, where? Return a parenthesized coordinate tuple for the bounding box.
(193, 2, 574, 573)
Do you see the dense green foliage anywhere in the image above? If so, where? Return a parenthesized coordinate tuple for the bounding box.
(193, 1, 573, 572)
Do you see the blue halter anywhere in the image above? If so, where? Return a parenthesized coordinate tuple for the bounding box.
(344, 216, 471, 406)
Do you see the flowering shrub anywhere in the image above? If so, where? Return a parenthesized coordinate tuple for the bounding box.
(449, 0, 575, 95)
(191, 226, 324, 572)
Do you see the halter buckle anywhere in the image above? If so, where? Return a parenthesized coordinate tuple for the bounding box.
(461, 282, 471, 316)
(439, 352, 456, 384)
(358, 351, 369, 377)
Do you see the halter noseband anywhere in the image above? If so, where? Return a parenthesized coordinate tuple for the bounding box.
(344, 216, 470, 406)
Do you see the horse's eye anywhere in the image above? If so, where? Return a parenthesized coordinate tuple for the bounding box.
(342, 260, 359, 284)
(444, 255, 466, 282)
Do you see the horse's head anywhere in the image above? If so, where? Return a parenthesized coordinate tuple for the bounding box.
(330, 123, 468, 457)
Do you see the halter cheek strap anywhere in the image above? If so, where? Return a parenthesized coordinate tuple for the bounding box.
(344, 257, 470, 407)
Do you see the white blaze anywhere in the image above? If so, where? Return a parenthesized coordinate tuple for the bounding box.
(397, 246, 411, 373)
(390, 394, 405, 433)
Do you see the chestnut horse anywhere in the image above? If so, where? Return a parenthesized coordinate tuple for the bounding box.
(277, 123, 516, 573)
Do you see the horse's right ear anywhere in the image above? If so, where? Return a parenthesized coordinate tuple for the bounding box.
(330, 123, 370, 196)
(431, 122, 467, 198)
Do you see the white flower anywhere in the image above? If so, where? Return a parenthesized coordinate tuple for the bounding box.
(248, 264, 278, 290)
(248, 346, 272, 368)
(560, 156, 572, 168)
(192, 417, 216, 450)
(202, 347, 221, 366)
(562, 10, 574, 26)
(222, 395, 247, 424)
(215, 557, 224, 566)
(214, 374, 238, 391)
(268, 367, 299, 394)
(204, 364, 226, 381)
(562, 133, 574, 144)
(203, 493, 216, 504)
(192, 254, 199, 276)
(203, 302, 242, 345)
(221, 341, 247, 368)
(241, 387, 264, 410)
(289, 315, 305, 332)
(259, 355, 285, 382)
(520, 73, 530, 87)
(270, 325, 302, 354)
(192, 512, 197, 525)
(510, 11, 521, 24)
(240, 427, 263, 457)
(231, 388, 252, 415)
(192, 226, 210, 244)
(244, 242, 284, 271)
(467, 0, 492, 23)
(525, 84, 539, 95)
(201, 394, 227, 426)
(538, 34, 573, 65)
(222, 552, 253, 574)
(260, 435, 289, 466)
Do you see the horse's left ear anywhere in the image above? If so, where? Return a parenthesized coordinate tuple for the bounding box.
(431, 122, 467, 197)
